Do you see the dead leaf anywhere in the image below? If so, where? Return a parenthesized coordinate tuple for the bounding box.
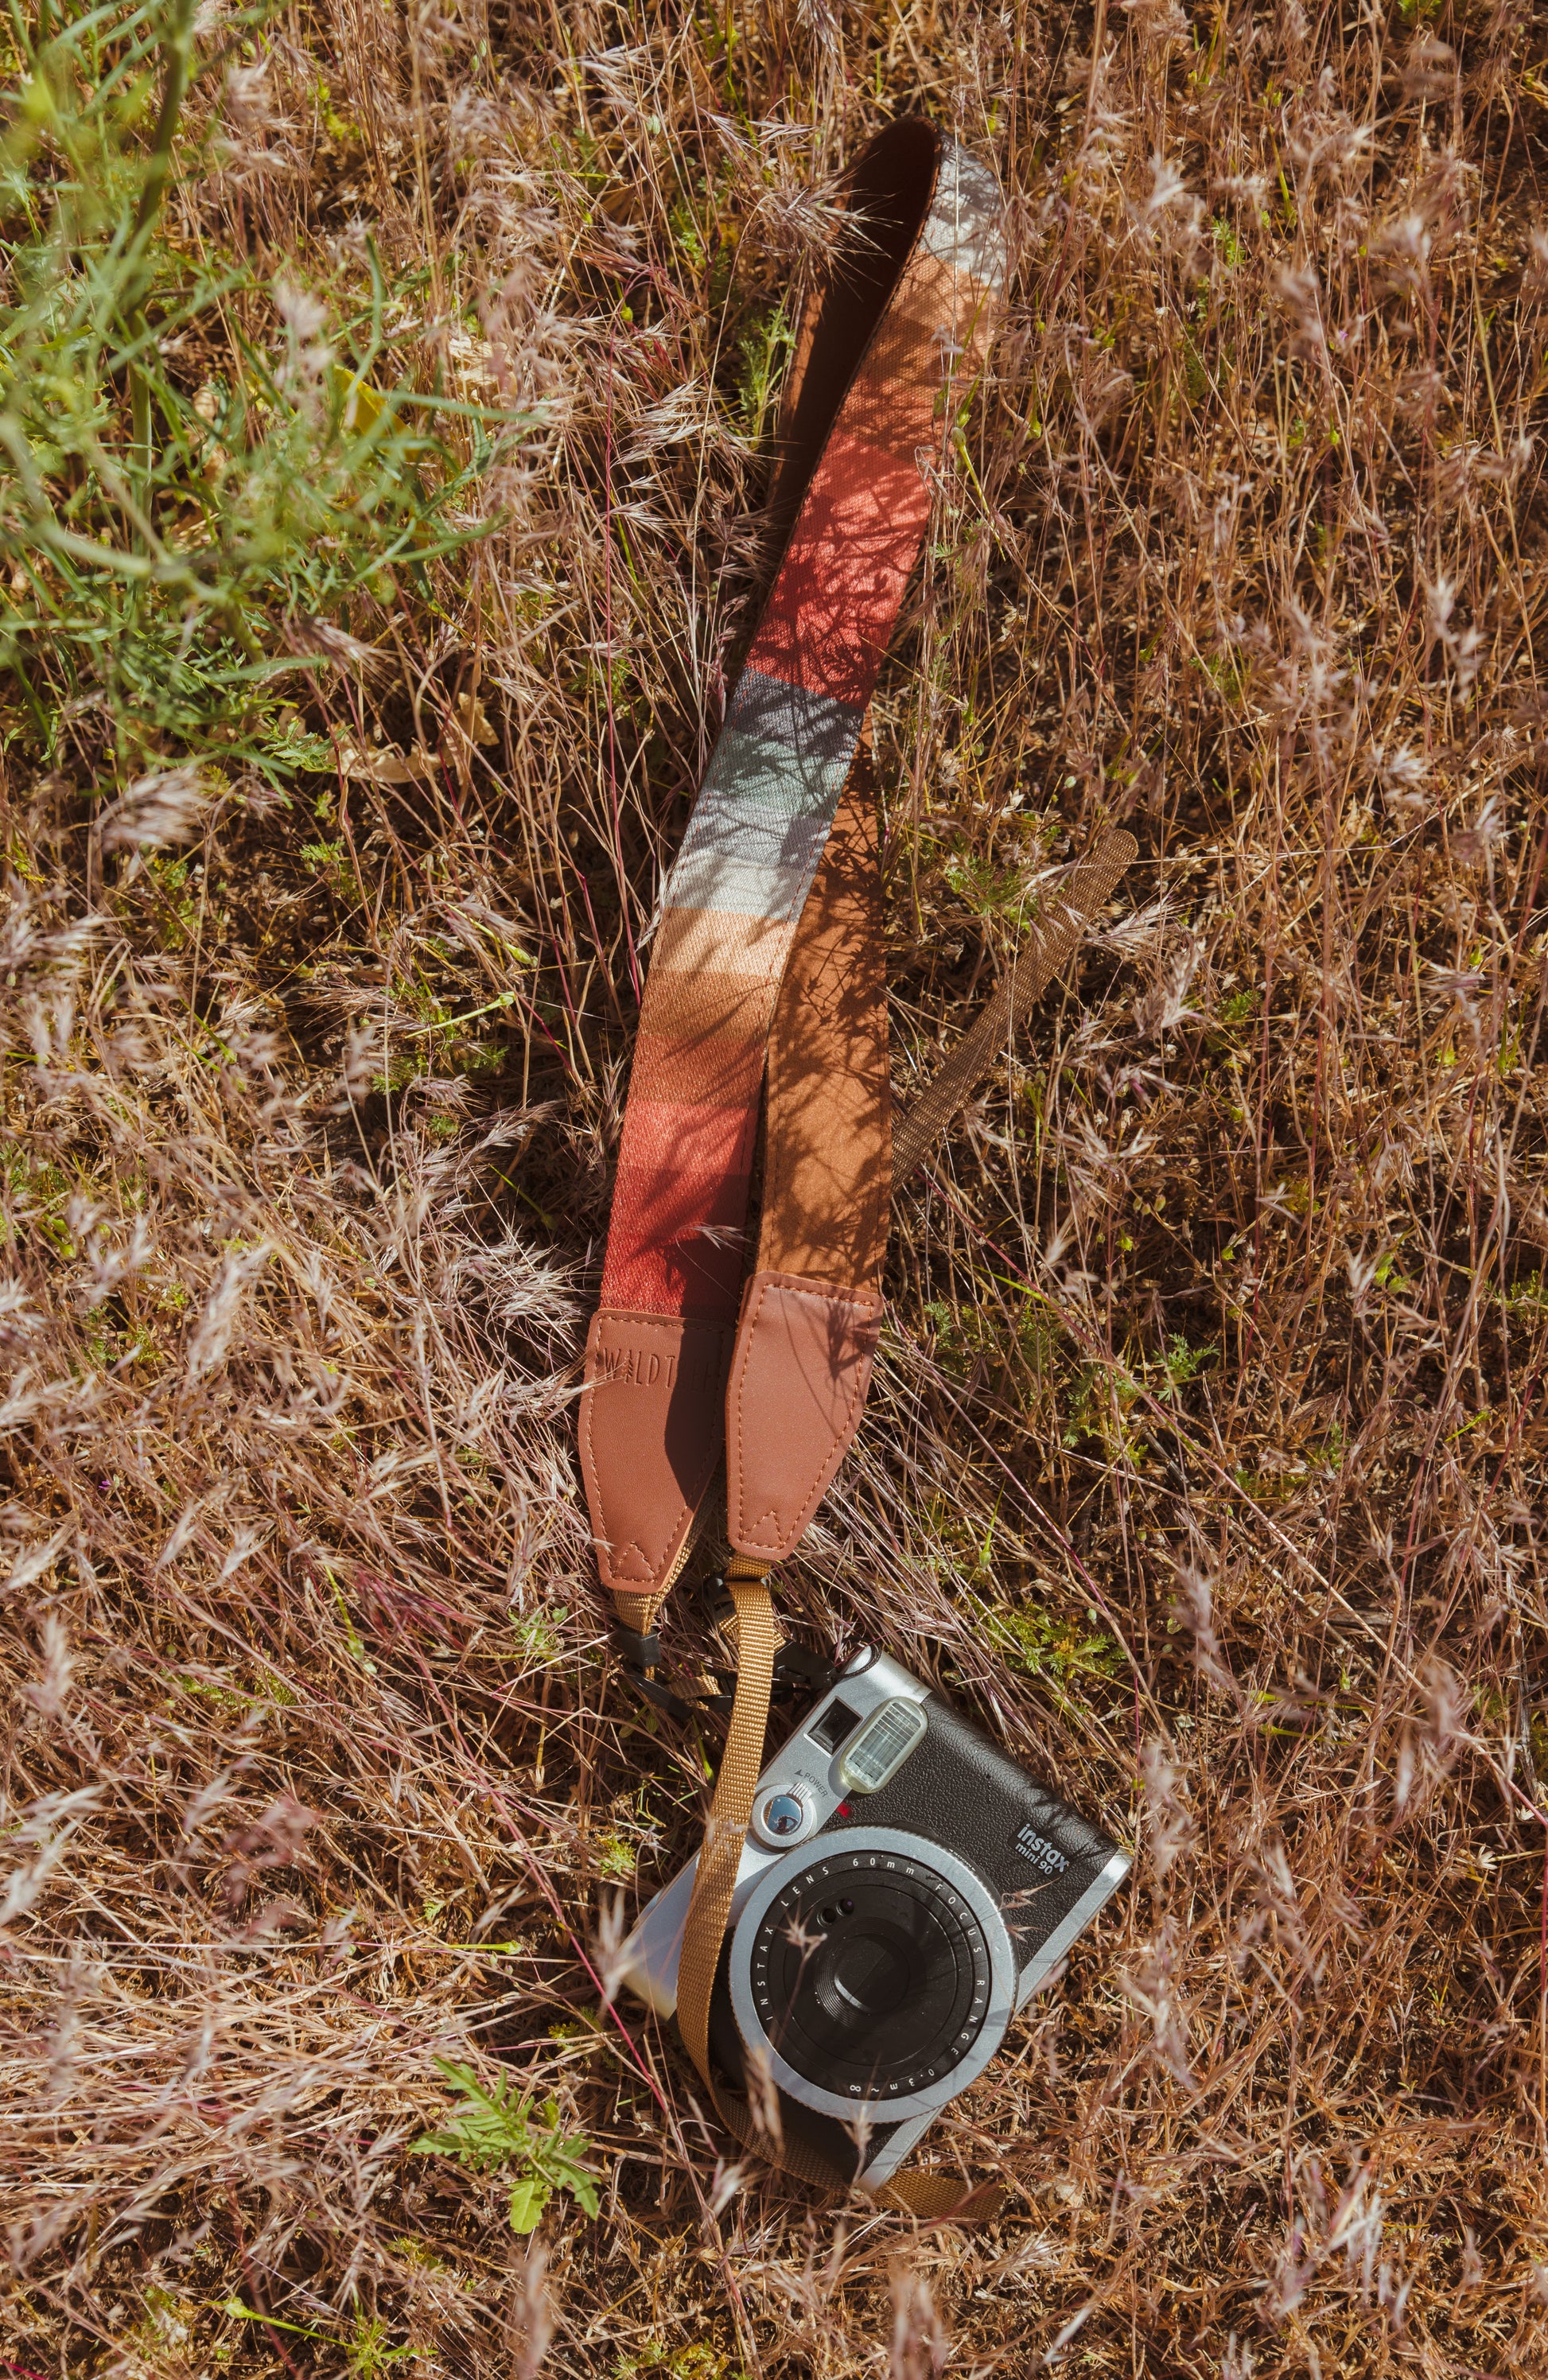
(333, 737, 435, 785)
(454, 691, 500, 746)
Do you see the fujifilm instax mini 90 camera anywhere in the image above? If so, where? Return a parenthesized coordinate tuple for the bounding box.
(620, 1647, 1130, 2191)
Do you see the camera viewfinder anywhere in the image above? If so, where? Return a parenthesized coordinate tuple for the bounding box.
(807, 1696, 862, 1754)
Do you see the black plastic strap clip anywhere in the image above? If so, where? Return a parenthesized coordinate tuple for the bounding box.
(611, 1620, 733, 1725)
(613, 1624, 660, 1673)
(696, 1573, 842, 1699)
(773, 1639, 842, 1695)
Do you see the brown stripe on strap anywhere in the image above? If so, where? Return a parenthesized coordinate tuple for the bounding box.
(723, 742, 893, 1562)
(756, 738, 893, 1293)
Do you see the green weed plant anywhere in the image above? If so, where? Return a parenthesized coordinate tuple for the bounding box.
(411, 2058, 600, 2234)
(0, 0, 516, 788)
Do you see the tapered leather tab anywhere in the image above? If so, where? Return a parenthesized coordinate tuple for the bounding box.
(580, 1309, 732, 1593)
(726, 1271, 883, 1558)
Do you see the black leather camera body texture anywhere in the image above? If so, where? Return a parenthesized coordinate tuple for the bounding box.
(827, 1694, 1119, 1970)
(703, 1682, 1122, 2184)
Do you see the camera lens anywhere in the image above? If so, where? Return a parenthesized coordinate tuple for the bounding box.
(745, 1847, 994, 2104)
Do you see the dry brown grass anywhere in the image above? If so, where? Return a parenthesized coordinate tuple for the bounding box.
(4, 0, 1548, 2372)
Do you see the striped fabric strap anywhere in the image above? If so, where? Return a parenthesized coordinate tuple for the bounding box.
(580, 118, 1007, 1606)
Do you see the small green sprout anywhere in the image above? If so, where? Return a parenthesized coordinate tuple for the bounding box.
(411, 2058, 600, 2234)
(510, 1603, 567, 1661)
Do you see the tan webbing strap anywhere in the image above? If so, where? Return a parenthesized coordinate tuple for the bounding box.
(675, 1558, 779, 2086)
(891, 828, 1138, 1184)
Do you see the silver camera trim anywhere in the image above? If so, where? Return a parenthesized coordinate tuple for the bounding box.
(727, 1825, 1017, 2125)
(616, 1651, 929, 2021)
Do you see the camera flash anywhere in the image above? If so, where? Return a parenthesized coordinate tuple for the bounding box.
(837, 1698, 928, 1795)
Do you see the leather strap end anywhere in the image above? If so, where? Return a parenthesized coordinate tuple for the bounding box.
(725, 1270, 883, 1560)
(579, 1308, 732, 1594)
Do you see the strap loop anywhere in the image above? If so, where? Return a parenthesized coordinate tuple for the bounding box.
(611, 1623, 660, 1673)
(892, 828, 1139, 1183)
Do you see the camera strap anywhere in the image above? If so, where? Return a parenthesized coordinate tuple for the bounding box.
(579, 118, 1007, 1616)
(578, 119, 1130, 2218)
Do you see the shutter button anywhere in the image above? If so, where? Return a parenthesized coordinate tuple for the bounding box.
(752, 1788, 812, 1847)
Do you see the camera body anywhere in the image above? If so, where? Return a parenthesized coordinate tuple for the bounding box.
(619, 1646, 1130, 2190)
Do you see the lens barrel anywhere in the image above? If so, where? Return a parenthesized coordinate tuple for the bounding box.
(745, 1843, 996, 2106)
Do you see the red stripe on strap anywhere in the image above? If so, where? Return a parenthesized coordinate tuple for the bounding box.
(601, 1096, 760, 1316)
(747, 431, 935, 709)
